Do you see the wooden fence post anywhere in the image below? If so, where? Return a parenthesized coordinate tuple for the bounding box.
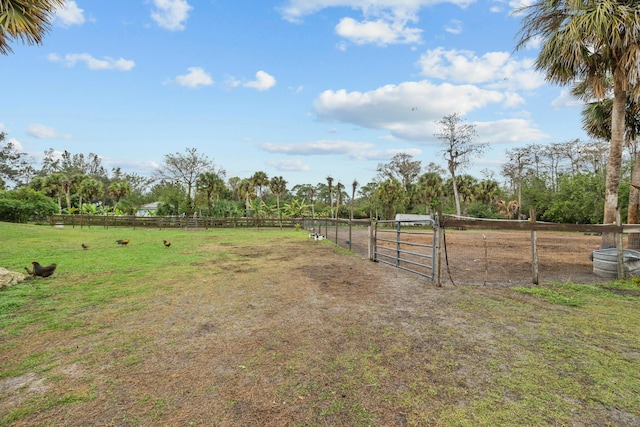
(617, 211, 624, 279)
(434, 216, 442, 287)
(530, 208, 539, 285)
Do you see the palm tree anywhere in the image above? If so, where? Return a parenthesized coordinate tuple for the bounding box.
(416, 172, 444, 215)
(456, 174, 478, 216)
(251, 171, 269, 202)
(45, 172, 67, 213)
(475, 179, 501, 211)
(359, 181, 379, 219)
(269, 176, 288, 228)
(0, 0, 65, 55)
(375, 179, 407, 220)
(326, 176, 334, 219)
(576, 80, 640, 246)
(108, 181, 131, 213)
(238, 179, 255, 213)
(349, 180, 358, 250)
(306, 187, 316, 219)
(79, 177, 103, 212)
(196, 172, 225, 216)
(516, 0, 640, 247)
(335, 182, 345, 219)
(227, 177, 241, 201)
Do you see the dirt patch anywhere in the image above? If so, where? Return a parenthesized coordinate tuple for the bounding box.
(339, 227, 608, 286)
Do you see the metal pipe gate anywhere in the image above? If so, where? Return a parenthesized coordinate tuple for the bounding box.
(373, 219, 436, 280)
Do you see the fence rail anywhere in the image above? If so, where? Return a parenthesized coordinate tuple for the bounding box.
(49, 214, 302, 229)
(47, 213, 640, 285)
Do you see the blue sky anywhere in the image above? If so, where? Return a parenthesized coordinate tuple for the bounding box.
(1, 0, 588, 189)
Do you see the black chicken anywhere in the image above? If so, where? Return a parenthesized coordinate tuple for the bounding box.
(28, 261, 57, 278)
(163, 240, 171, 248)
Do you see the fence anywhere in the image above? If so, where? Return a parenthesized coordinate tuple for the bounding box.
(301, 217, 372, 253)
(49, 214, 301, 229)
(438, 215, 626, 286)
(48, 213, 638, 286)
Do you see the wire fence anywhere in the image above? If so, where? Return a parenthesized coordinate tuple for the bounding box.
(48, 214, 636, 286)
(301, 218, 372, 254)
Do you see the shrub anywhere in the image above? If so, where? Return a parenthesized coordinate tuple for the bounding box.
(0, 188, 58, 223)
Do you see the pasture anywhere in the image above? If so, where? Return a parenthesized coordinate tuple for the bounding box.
(1, 222, 639, 426)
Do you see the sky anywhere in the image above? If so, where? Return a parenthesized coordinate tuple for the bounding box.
(1, 0, 590, 190)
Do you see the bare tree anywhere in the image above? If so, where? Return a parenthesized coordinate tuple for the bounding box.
(434, 113, 487, 216)
(376, 153, 422, 192)
(502, 146, 533, 212)
(157, 148, 215, 216)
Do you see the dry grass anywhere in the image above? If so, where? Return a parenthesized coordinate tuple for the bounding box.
(1, 223, 639, 426)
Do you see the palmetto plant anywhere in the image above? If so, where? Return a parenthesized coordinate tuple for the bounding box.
(0, 0, 65, 55)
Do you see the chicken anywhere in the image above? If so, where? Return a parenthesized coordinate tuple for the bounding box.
(163, 240, 171, 248)
(116, 239, 130, 246)
(29, 261, 57, 278)
(81, 243, 89, 250)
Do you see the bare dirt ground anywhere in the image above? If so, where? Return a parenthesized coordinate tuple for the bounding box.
(2, 230, 635, 426)
(337, 227, 608, 286)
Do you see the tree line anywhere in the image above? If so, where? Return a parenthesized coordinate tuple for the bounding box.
(0, 124, 634, 225)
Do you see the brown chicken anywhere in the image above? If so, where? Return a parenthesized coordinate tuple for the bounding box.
(116, 239, 130, 246)
(163, 240, 171, 248)
(28, 261, 57, 278)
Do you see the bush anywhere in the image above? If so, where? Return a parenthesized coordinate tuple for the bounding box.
(0, 188, 58, 223)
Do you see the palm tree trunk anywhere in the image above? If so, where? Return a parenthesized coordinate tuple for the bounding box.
(602, 81, 626, 248)
(628, 149, 640, 248)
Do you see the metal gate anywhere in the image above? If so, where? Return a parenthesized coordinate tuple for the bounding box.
(373, 219, 437, 280)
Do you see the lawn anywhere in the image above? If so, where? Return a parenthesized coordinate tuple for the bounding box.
(0, 221, 639, 426)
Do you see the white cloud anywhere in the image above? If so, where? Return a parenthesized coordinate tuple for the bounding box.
(244, 71, 276, 91)
(54, 1, 85, 27)
(417, 47, 544, 90)
(151, 0, 192, 31)
(509, 0, 535, 12)
(279, 0, 476, 24)
(173, 67, 214, 88)
(279, 0, 481, 46)
(3, 137, 23, 150)
(262, 140, 375, 156)
(27, 124, 71, 139)
(101, 158, 161, 175)
(474, 119, 548, 143)
(312, 80, 546, 144)
(550, 89, 583, 109)
(47, 53, 135, 71)
(266, 158, 311, 172)
(314, 81, 505, 128)
(261, 140, 422, 161)
(444, 19, 463, 34)
(335, 17, 422, 45)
